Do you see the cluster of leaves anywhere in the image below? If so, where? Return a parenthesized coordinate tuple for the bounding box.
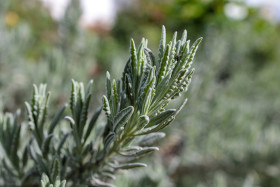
(0, 26, 202, 186)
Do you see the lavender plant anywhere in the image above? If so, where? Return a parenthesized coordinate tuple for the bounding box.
(0, 26, 202, 186)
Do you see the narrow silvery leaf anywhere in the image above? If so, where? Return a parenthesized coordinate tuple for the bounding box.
(51, 159, 60, 183)
(36, 153, 48, 175)
(144, 48, 156, 66)
(112, 79, 119, 116)
(81, 143, 92, 156)
(75, 83, 84, 126)
(100, 172, 116, 180)
(139, 57, 146, 88)
(152, 116, 175, 132)
(41, 173, 50, 186)
(31, 86, 39, 124)
(79, 93, 91, 136)
(153, 71, 171, 101)
(91, 177, 116, 187)
(48, 104, 66, 134)
(104, 132, 115, 153)
(186, 40, 190, 54)
(31, 84, 38, 109)
(138, 132, 166, 147)
(167, 32, 177, 70)
(144, 38, 148, 47)
(11, 113, 20, 146)
(11, 124, 21, 168)
(137, 39, 145, 60)
(113, 162, 147, 170)
(138, 68, 150, 98)
(141, 87, 152, 115)
(175, 40, 182, 58)
(135, 116, 175, 136)
(25, 102, 35, 127)
(83, 106, 102, 144)
(148, 66, 156, 83)
(140, 66, 155, 101)
(102, 95, 111, 118)
(85, 79, 94, 95)
(26, 103, 41, 146)
(175, 68, 188, 85)
(176, 69, 194, 94)
(22, 146, 29, 167)
(64, 116, 80, 147)
(174, 41, 189, 71)
(181, 29, 187, 44)
(146, 109, 176, 128)
(158, 25, 166, 61)
(64, 116, 75, 126)
(113, 106, 134, 133)
(40, 92, 50, 128)
(54, 177, 61, 187)
(2, 159, 17, 177)
(121, 59, 131, 89)
(101, 166, 115, 174)
(79, 80, 93, 128)
(163, 69, 188, 100)
(125, 73, 134, 104)
(116, 80, 121, 101)
(130, 39, 137, 75)
(157, 44, 171, 83)
(70, 79, 77, 115)
(171, 32, 177, 48)
(136, 115, 149, 130)
(57, 133, 69, 155)
(136, 40, 145, 76)
(59, 180, 66, 187)
(106, 71, 112, 99)
(78, 82, 85, 103)
(186, 37, 203, 66)
(119, 147, 158, 157)
(41, 134, 54, 158)
(176, 98, 188, 115)
(121, 146, 142, 152)
(27, 140, 36, 162)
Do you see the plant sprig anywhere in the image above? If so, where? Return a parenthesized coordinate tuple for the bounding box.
(0, 26, 202, 187)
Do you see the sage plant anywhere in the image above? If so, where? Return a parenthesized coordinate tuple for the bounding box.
(0, 26, 202, 187)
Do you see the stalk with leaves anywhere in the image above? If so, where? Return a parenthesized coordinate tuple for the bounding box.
(0, 26, 202, 186)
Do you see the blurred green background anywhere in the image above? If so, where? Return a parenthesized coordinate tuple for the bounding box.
(0, 0, 280, 186)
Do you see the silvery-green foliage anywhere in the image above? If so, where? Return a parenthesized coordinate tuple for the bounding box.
(41, 173, 66, 187)
(0, 26, 202, 186)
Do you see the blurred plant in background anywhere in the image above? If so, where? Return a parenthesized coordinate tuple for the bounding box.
(0, 0, 280, 186)
(0, 0, 125, 113)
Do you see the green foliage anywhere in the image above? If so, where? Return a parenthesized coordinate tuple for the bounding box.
(1, 0, 280, 186)
(110, 1, 280, 186)
(41, 173, 66, 187)
(0, 0, 123, 113)
(0, 27, 201, 186)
